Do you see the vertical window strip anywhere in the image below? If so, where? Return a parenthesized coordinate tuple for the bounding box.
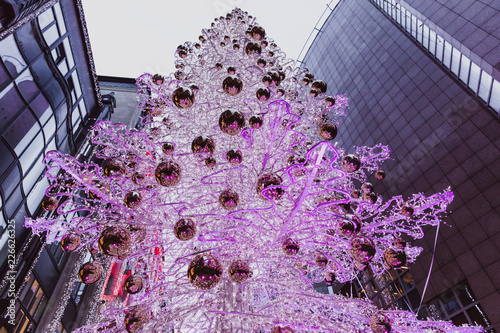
(372, 0, 500, 113)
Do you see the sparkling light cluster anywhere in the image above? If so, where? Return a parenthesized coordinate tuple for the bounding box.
(25, 8, 482, 333)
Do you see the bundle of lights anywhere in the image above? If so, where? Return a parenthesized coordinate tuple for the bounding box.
(26, 8, 482, 333)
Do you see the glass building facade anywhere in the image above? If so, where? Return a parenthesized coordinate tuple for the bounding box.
(0, 0, 113, 331)
(302, 0, 500, 331)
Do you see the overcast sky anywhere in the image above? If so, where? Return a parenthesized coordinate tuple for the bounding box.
(82, 0, 339, 78)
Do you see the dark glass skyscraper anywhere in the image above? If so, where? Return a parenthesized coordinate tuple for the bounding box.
(302, 0, 500, 331)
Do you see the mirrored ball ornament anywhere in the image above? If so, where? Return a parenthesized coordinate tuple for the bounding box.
(383, 248, 407, 269)
(205, 157, 216, 168)
(342, 154, 361, 173)
(256, 174, 284, 200)
(282, 238, 299, 256)
(325, 96, 336, 107)
(222, 76, 243, 96)
(315, 254, 328, 267)
(155, 161, 182, 187)
(219, 110, 245, 135)
(350, 236, 376, 263)
(311, 80, 327, 93)
(124, 191, 142, 209)
(250, 25, 265, 41)
(363, 192, 378, 204)
(338, 215, 362, 236)
(271, 326, 294, 333)
(401, 205, 414, 217)
(124, 275, 143, 294)
(41, 196, 58, 211)
(60, 233, 81, 252)
(226, 149, 243, 165)
(132, 173, 146, 185)
(187, 254, 223, 290)
(319, 123, 337, 141)
(162, 142, 175, 155)
(174, 218, 196, 241)
(370, 313, 391, 333)
(98, 226, 131, 257)
(375, 170, 386, 180)
(361, 182, 374, 194)
(324, 271, 336, 286)
(192, 136, 215, 155)
(219, 189, 239, 210)
(78, 262, 103, 284)
(172, 87, 195, 109)
(104, 160, 126, 177)
(124, 308, 149, 333)
(229, 260, 252, 283)
(249, 115, 263, 129)
(245, 42, 262, 55)
(394, 237, 407, 249)
(256, 88, 271, 101)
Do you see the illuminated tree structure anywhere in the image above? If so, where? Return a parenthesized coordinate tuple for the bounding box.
(27, 8, 482, 333)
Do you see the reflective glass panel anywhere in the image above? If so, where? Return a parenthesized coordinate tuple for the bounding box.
(54, 2, 66, 35)
(443, 41, 452, 68)
(459, 54, 471, 84)
(429, 31, 437, 55)
(15, 69, 38, 102)
(468, 62, 481, 92)
(451, 48, 461, 75)
(0, 35, 27, 77)
(43, 24, 59, 47)
(38, 7, 54, 30)
(478, 70, 492, 102)
(63, 38, 74, 68)
(27, 177, 49, 215)
(489, 80, 500, 113)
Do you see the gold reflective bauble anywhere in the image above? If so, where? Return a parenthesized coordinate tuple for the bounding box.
(325, 96, 336, 107)
(383, 248, 407, 269)
(249, 115, 263, 129)
(319, 123, 337, 141)
(174, 218, 196, 241)
(104, 160, 126, 177)
(245, 42, 262, 55)
(162, 142, 175, 155)
(219, 189, 239, 210)
(60, 233, 81, 252)
(361, 182, 374, 194)
(98, 226, 131, 257)
(401, 205, 414, 217)
(172, 87, 195, 109)
(370, 313, 392, 333)
(256, 174, 284, 200)
(256, 88, 270, 101)
(124, 275, 143, 294)
(205, 157, 217, 168)
(375, 170, 386, 179)
(250, 26, 265, 41)
(324, 271, 336, 286)
(315, 254, 328, 267)
(271, 326, 294, 333)
(229, 260, 252, 283)
(311, 80, 327, 93)
(131, 172, 145, 185)
(219, 110, 245, 135)
(41, 196, 58, 211)
(124, 191, 142, 209)
(78, 262, 103, 284)
(350, 236, 376, 263)
(155, 161, 182, 187)
(226, 149, 243, 165)
(187, 254, 223, 290)
(282, 238, 299, 256)
(342, 154, 361, 173)
(124, 308, 149, 333)
(222, 76, 243, 96)
(192, 136, 215, 155)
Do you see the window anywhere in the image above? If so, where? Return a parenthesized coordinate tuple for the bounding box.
(421, 283, 495, 332)
(0, 35, 27, 78)
(37, 7, 55, 30)
(43, 24, 60, 47)
(478, 71, 492, 102)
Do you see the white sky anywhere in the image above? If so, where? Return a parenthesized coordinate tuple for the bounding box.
(82, 0, 339, 78)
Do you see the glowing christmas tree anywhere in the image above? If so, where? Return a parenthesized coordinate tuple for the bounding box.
(26, 8, 483, 333)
